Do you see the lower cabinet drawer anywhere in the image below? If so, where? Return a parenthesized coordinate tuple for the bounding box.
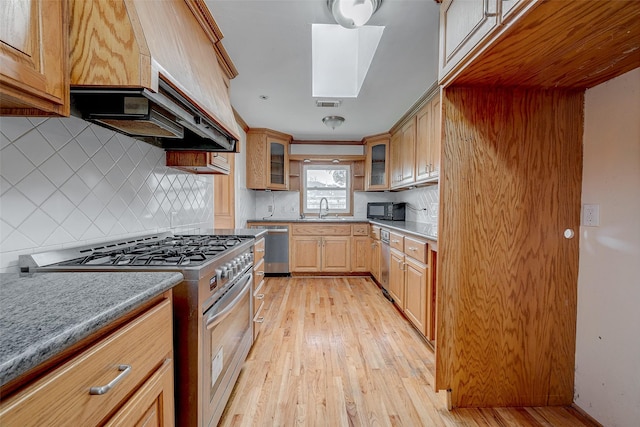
(0, 298, 173, 426)
(253, 300, 265, 340)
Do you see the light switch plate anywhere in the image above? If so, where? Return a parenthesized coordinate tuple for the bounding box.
(582, 204, 600, 226)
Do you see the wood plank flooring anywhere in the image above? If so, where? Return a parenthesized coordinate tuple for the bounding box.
(219, 276, 598, 427)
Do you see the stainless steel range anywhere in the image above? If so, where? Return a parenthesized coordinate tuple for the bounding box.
(19, 231, 257, 427)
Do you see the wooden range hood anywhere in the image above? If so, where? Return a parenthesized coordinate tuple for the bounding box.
(69, 0, 240, 151)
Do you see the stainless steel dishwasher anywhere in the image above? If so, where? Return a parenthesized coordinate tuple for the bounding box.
(250, 225, 289, 274)
(379, 228, 393, 302)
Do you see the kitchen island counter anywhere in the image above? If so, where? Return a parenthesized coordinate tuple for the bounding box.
(0, 271, 183, 388)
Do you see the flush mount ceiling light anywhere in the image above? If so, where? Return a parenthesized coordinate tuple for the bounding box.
(328, 0, 382, 29)
(322, 115, 345, 130)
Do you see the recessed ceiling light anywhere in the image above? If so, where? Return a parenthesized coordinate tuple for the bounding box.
(259, 95, 269, 100)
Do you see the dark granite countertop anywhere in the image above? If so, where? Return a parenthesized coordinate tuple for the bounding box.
(246, 218, 437, 241)
(0, 271, 183, 387)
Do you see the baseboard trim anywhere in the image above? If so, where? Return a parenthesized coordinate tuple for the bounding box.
(570, 403, 603, 427)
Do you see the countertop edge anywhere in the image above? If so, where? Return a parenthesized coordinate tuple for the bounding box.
(246, 218, 437, 241)
(0, 272, 183, 388)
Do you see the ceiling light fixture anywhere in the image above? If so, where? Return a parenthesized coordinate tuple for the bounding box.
(322, 115, 345, 130)
(328, 0, 382, 29)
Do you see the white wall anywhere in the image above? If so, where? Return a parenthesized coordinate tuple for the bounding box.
(575, 68, 640, 426)
(0, 116, 214, 273)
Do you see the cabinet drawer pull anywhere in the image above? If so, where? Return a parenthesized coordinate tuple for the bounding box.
(391, 239, 400, 243)
(256, 271, 265, 276)
(256, 293, 265, 300)
(254, 316, 265, 324)
(255, 248, 265, 253)
(409, 247, 417, 251)
(89, 364, 131, 395)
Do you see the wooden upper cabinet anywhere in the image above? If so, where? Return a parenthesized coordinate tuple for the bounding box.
(429, 94, 441, 178)
(68, 0, 240, 140)
(439, 0, 640, 88)
(439, 0, 500, 82)
(415, 102, 432, 182)
(364, 133, 390, 191)
(0, 0, 69, 116)
(390, 130, 403, 188)
(390, 117, 416, 189)
(246, 129, 291, 190)
(166, 151, 231, 174)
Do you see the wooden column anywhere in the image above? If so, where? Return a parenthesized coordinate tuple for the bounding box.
(436, 86, 583, 407)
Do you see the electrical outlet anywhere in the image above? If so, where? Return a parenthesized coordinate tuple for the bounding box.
(267, 205, 273, 213)
(582, 204, 600, 226)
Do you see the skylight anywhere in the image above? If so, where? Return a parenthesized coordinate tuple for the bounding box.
(312, 24, 384, 98)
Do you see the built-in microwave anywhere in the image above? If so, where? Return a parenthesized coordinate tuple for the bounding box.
(366, 202, 406, 221)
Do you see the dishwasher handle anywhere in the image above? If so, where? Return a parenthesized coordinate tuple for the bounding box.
(266, 228, 288, 234)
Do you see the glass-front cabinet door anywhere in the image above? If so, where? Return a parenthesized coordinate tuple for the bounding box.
(246, 129, 291, 190)
(364, 134, 390, 190)
(267, 136, 288, 190)
(269, 140, 287, 187)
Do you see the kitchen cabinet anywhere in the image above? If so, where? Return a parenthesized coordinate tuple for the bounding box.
(388, 249, 405, 306)
(321, 237, 351, 271)
(436, 0, 640, 408)
(69, 0, 239, 141)
(246, 128, 291, 190)
(403, 256, 428, 336)
(415, 93, 441, 183)
(0, 0, 69, 116)
(389, 131, 403, 188)
(290, 236, 322, 272)
(253, 238, 266, 341)
(351, 223, 370, 273)
(0, 294, 174, 426)
(290, 236, 350, 272)
(438, 0, 500, 82)
(386, 232, 431, 339)
(290, 223, 368, 273)
(364, 134, 390, 190)
(214, 153, 235, 229)
(390, 116, 417, 189)
(166, 151, 231, 174)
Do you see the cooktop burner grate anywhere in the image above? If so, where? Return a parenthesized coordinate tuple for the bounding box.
(53, 234, 253, 267)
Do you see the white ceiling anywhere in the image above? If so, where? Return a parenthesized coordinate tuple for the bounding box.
(205, 0, 441, 142)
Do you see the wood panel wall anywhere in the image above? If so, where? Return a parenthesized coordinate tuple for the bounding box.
(436, 87, 583, 407)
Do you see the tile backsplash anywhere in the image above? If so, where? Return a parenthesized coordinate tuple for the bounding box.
(0, 116, 214, 273)
(251, 184, 439, 229)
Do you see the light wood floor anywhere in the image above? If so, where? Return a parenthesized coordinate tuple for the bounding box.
(219, 276, 598, 427)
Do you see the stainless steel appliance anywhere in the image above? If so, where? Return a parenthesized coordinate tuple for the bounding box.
(19, 231, 256, 427)
(379, 228, 393, 302)
(367, 202, 406, 221)
(249, 224, 289, 274)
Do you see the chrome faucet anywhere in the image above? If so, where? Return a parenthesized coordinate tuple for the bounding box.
(319, 197, 329, 218)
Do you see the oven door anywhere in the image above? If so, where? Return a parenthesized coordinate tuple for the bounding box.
(202, 271, 253, 427)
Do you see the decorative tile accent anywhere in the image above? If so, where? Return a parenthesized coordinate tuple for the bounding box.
(0, 117, 214, 273)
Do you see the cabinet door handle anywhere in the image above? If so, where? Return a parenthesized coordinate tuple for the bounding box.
(256, 248, 265, 253)
(89, 364, 132, 395)
(256, 271, 265, 277)
(254, 316, 265, 324)
(256, 293, 265, 300)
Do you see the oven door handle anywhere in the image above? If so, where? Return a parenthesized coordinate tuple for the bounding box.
(206, 273, 253, 330)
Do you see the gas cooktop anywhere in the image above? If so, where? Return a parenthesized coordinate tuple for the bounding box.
(57, 235, 252, 267)
(19, 232, 255, 275)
